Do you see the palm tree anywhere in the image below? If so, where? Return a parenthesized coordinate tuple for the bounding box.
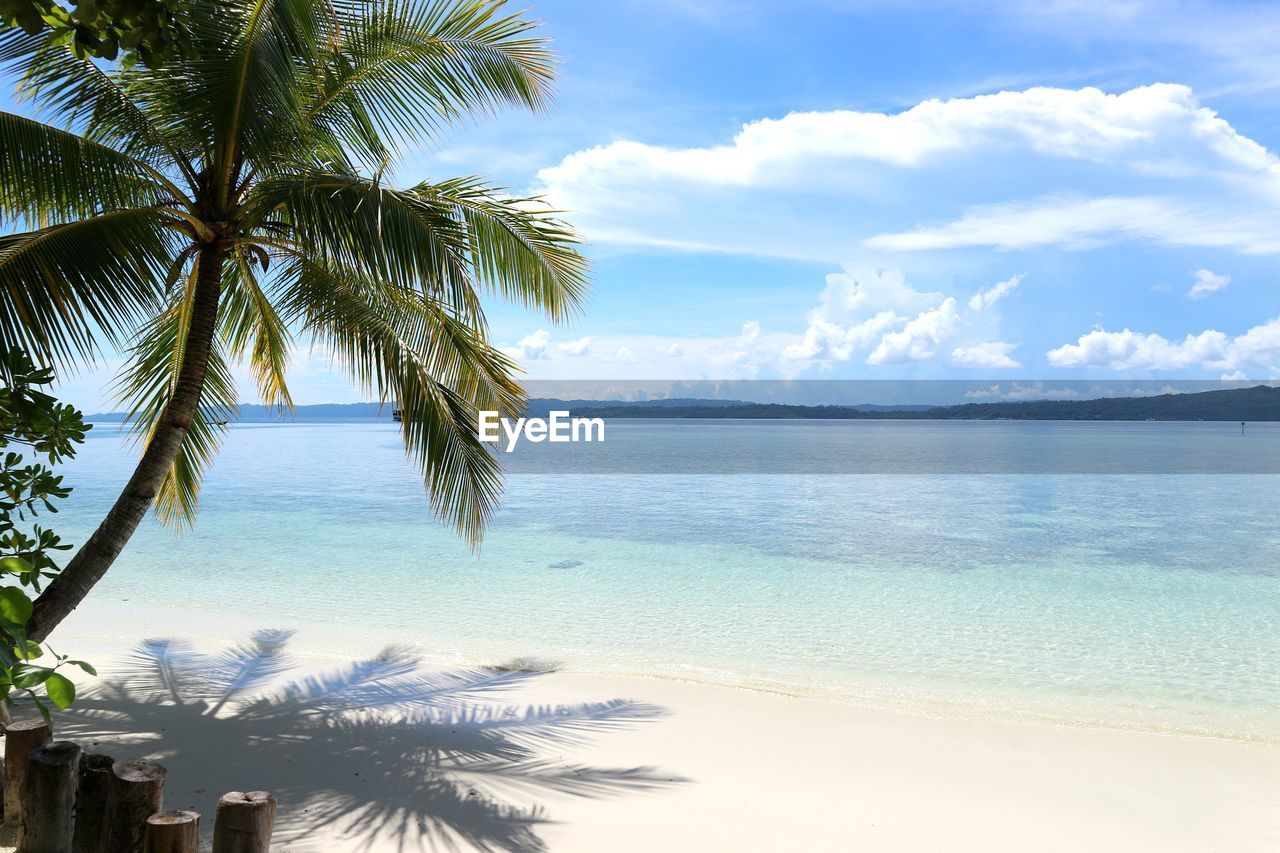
(0, 0, 589, 642)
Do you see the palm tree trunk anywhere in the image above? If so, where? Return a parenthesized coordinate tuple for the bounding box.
(27, 244, 225, 643)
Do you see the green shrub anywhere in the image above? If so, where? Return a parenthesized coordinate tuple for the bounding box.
(0, 347, 93, 725)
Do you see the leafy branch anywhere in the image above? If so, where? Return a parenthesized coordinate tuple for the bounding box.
(0, 347, 94, 724)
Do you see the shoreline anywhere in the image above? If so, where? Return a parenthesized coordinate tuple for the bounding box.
(50, 600, 1278, 748)
(33, 629, 1280, 852)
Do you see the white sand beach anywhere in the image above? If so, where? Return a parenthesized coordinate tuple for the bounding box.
(16, 604, 1278, 853)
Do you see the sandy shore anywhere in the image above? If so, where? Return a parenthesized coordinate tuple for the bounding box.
(7, 619, 1272, 853)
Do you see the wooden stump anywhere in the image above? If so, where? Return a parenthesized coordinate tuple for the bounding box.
(102, 758, 167, 853)
(211, 791, 277, 853)
(72, 752, 116, 853)
(144, 810, 201, 853)
(19, 740, 81, 853)
(3, 718, 50, 827)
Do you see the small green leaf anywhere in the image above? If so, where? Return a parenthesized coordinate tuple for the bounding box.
(70, 660, 97, 676)
(13, 667, 51, 689)
(0, 556, 30, 575)
(44, 672, 75, 708)
(0, 587, 33, 624)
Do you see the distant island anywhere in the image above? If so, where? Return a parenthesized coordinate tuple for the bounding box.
(86, 385, 1280, 423)
(561, 385, 1280, 421)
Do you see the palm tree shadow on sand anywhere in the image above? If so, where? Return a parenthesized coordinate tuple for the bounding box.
(49, 630, 685, 852)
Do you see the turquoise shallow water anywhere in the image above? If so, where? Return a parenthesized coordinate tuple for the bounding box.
(54, 420, 1280, 741)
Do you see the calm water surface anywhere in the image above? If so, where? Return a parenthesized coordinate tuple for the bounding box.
(55, 420, 1280, 741)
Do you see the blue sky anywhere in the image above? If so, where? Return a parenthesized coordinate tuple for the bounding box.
(22, 0, 1280, 407)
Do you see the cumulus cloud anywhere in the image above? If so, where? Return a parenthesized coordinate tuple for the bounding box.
(510, 329, 551, 361)
(1187, 268, 1229, 299)
(868, 298, 961, 364)
(557, 336, 593, 357)
(782, 268, 941, 361)
(779, 268, 1026, 370)
(1047, 317, 1280, 372)
(951, 341, 1022, 368)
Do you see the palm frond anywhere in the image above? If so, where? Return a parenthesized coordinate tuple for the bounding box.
(417, 177, 589, 322)
(308, 0, 557, 164)
(249, 171, 589, 323)
(0, 28, 201, 176)
(222, 248, 295, 410)
(275, 256, 516, 543)
(113, 256, 239, 526)
(0, 111, 171, 224)
(0, 209, 175, 364)
(205, 0, 326, 199)
(246, 171, 479, 314)
(0, 0, 589, 553)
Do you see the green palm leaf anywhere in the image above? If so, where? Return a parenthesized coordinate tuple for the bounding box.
(114, 265, 239, 526)
(0, 111, 169, 223)
(222, 248, 295, 412)
(309, 0, 556, 164)
(278, 257, 518, 543)
(0, 29, 201, 175)
(0, 209, 175, 364)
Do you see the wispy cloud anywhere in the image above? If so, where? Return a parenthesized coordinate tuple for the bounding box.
(1187, 268, 1229, 299)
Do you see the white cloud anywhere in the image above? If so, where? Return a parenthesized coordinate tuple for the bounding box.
(782, 268, 940, 361)
(535, 83, 1280, 260)
(495, 266, 1025, 379)
(509, 329, 551, 361)
(779, 268, 1025, 370)
(1187, 268, 1229, 299)
(965, 384, 1004, 398)
(1047, 317, 1280, 371)
(951, 340, 1022, 368)
(967, 274, 1023, 310)
(557, 336, 593, 357)
(1004, 382, 1081, 400)
(867, 195, 1280, 254)
(540, 84, 1273, 195)
(868, 298, 961, 364)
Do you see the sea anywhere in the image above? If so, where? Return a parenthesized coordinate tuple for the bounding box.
(52, 418, 1280, 742)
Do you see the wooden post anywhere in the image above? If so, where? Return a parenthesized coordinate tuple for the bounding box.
(103, 758, 167, 853)
(212, 791, 277, 853)
(72, 752, 115, 853)
(3, 718, 50, 827)
(19, 740, 81, 853)
(144, 810, 201, 853)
